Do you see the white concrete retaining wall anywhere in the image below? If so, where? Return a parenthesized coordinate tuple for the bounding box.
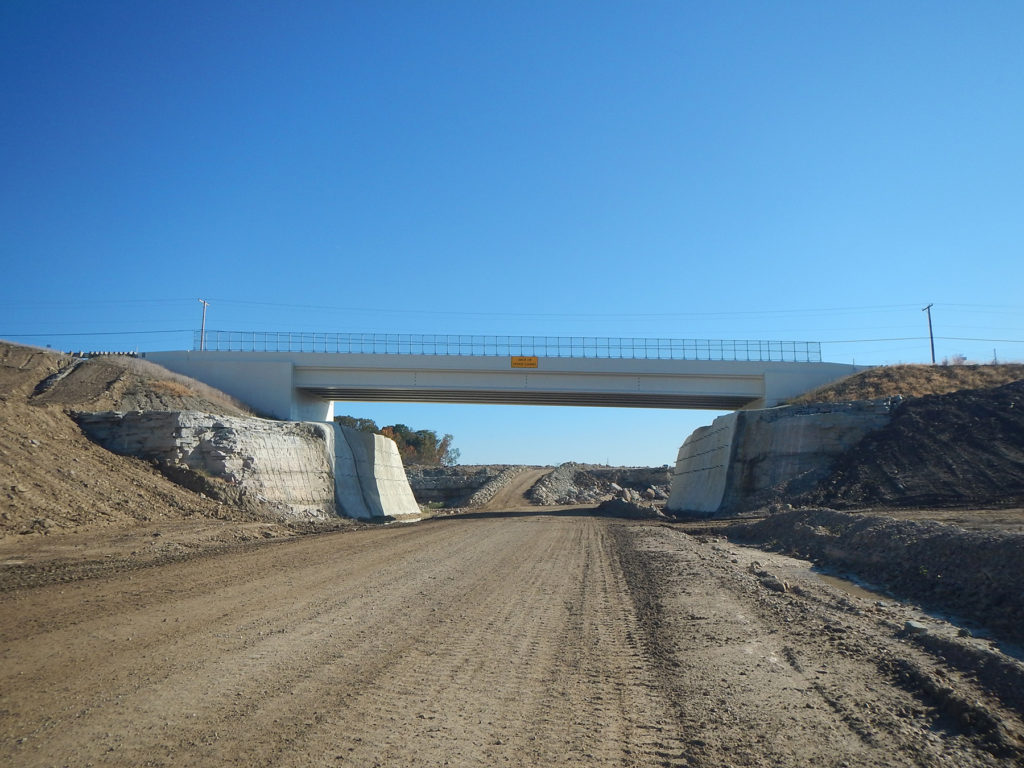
(666, 413, 739, 514)
(325, 424, 421, 519)
(668, 400, 898, 515)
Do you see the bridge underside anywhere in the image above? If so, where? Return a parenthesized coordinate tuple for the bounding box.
(301, 387, 760, 410)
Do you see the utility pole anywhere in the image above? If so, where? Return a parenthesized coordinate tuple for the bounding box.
(198, 299, 209, 351)
(922, 303, 935, 364)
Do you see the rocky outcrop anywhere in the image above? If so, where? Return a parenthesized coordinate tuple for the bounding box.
(74, 411, 420, 521)
(404, 465, 512, 507)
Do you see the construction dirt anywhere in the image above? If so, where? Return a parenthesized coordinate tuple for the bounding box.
(2, 516, 1023, 767)
(0, 342, 345, 542)
(803, 379, 1024, 509)
(3, 341, 1024, 766)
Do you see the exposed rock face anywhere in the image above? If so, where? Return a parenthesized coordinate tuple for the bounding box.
(74, 411, 420, 521)
(404, 465, 512, 507)
(803, 380, 1024, 509)
(668, 399, 898, 515)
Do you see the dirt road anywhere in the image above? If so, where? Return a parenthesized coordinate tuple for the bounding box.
(480, 467, 552, 510)
(2, 516, 1021, 767)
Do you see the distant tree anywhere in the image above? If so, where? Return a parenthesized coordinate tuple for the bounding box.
(334, 415, 379, 433)
(335, 415, 459, 466)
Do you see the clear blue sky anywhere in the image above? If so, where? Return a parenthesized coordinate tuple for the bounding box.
(2, 1, 1022, 466)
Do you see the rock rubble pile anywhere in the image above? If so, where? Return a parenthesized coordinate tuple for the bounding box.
(464, 466, 529, 506)
(528, 462, 669, 506)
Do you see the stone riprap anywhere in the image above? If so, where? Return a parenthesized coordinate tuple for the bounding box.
(668, 399, 899, 515)
(75, 411, 420, 521)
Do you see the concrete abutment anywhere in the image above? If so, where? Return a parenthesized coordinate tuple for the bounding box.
(667, 400, 899, 516)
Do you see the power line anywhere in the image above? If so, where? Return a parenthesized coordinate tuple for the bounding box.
(937, 336, 1024, 344)
(0, 330, 192, 338)
(824, 337, 925, 343)
(205, 298, 924, 320)
(0, 298, 195, 307)
(823, 337, 1024, 348)
(4, 328, 1020, 344)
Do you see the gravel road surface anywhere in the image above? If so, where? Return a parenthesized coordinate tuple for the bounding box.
(2, 515, 1021, 767)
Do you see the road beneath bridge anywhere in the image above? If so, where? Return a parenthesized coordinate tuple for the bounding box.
(2, 515, 1017, 767)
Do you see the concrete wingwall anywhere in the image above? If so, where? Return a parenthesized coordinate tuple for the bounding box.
(666, 413, 740, 514)
(75, 411, 420, 521)
(667, 400, 898, 516)
(323, 423, 421, 519)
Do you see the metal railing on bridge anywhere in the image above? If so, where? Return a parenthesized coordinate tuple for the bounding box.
(194, 331, 822, 363)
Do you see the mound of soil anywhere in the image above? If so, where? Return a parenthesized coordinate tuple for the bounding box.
(0, 341, 276, 540)
(724, 508, 1024, 646)
(806, 380, 1024, 509)
(30, 353, 254, 416)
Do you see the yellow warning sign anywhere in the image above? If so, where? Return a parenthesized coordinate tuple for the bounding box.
(510, 356, 539, 369)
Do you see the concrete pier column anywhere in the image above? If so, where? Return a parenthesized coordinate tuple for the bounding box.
(292, 390, 333, 421)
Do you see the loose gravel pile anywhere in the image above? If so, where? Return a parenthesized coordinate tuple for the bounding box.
(528, 462, 669, 506)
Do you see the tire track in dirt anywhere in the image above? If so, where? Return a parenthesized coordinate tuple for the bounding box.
(479, 467, 551, 511)
(9, 516, 1019, 767)
(1, 516, 688, 767)
(615, 523, 1024, 767)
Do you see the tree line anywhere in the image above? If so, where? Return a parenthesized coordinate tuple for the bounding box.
(334, 415, 460, 466)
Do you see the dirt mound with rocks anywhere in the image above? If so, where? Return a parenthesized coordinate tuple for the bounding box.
(0, 341, 302, 541)
(804, 379, 1024, 509)
(722, 508, 1024, 646)
(594, 498, 666, 520)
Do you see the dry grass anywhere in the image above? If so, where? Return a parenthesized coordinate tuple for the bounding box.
(94, 355, 257, 415)
(148, 379, 194, 398)
(789, 363, 1024, 405)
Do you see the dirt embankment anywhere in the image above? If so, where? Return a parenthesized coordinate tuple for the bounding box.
(0, 341, 318, 543)
(722, 508, 1024, 646)
(802, 379, 1024, 509)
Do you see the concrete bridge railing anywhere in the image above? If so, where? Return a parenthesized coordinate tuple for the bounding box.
(194, 330, 823, 363)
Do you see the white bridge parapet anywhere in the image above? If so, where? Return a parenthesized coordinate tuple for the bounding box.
(144, 345, 859, 422)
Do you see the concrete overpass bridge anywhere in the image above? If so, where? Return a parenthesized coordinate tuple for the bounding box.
(144, 331, 858, 422)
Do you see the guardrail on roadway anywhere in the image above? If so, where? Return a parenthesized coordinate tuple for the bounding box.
(193, 331, 822, 363)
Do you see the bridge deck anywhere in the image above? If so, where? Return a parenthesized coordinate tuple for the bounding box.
(145, 346, 859, 421)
